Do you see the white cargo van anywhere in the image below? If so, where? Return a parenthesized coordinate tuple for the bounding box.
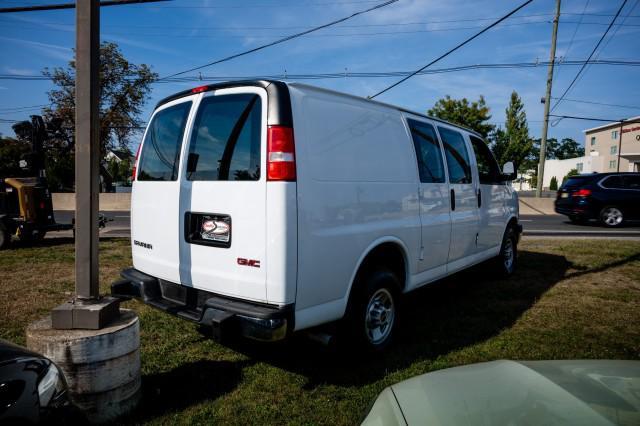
(112, 80, 521, 351)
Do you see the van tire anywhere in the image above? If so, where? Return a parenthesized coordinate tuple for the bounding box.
(494, 226, 517, 277)
(341, 268, 400, 353)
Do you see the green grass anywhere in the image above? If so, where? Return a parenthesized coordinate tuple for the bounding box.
(1, 237, 639, 425)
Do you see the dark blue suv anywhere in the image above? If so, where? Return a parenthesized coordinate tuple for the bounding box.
(555, 172, 640, 227)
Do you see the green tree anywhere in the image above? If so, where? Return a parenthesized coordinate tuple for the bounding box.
(562, 168, 579, 185)
(555, 137, 585, 159)
(549, 176, 558, 191)
(499, 91, 532, 173)
(106, 157, 133, 185)
(427, 95, 494, 138)
(37, 41, 156, 189)
(0, 135, 29, 178)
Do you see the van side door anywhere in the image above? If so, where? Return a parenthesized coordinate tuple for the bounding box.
(405, 117, 451, 283)
(469, 135, 505, 255)
(437, 125, 480, 270)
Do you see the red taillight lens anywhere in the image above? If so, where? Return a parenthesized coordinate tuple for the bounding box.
(191, 85, 209, 94)
(131, 143, 141, 182)
(572, 189, 592, 197)
(267, 125, 296, 181)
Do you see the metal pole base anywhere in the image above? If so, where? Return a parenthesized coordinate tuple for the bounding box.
(51, 296, 120, 330)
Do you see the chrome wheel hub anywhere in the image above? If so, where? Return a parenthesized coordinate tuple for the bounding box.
(603, 208, 623, 226)
(365, 288, 395, 345)
(503, 237, 514, 270)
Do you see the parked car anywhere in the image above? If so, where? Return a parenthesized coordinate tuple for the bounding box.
(555, 172, 640, 227)
(0, 338, 70, 424)
(112, 80, 522, 351)
(361, 360, 640, 425)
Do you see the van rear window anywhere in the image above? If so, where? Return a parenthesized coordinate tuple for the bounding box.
(187, 94, 262, 181)
(137, 102, 192, 181)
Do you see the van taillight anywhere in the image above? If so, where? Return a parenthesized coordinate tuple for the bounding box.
(267, 125, 296, 181)
(131, 143, 141, 181)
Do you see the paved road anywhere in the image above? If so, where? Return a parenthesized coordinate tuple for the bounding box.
(48, 210, 640, 240)
(50, 210, 131, 238)
(520, 214, 640, 238)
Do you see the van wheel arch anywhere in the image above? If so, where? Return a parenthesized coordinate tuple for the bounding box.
(349, 242, 408, 298)
(341, 242, 407, 351)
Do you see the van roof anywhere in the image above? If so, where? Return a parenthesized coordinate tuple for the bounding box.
(155, 80, 483, 138)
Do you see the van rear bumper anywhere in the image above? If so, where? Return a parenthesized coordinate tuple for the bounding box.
(111, 268, 293, 342)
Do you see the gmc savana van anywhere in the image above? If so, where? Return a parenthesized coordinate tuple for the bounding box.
(112, 80, 522, 351)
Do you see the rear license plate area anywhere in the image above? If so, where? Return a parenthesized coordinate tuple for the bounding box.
(185, 212, 231, 248)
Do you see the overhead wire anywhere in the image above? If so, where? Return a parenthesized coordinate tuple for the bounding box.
(158, 0, 400, 81)
(1, 60, 639, 84)
(550, 0, 629, 113)
(569, 0, 640, 91)
(369, 0, 540, 99)
(554, 0, 590, 84)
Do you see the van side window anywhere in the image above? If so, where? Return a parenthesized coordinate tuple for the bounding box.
(438, 127, 472, 184)
(188, 94, 262, 181)
(137, 102, 192, 181)
(469, 135, 501, 184)
(408, 119, 445, 183)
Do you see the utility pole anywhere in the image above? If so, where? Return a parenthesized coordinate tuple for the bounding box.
(74, 0, 101, 301)
(536, 0, 561, 197)
(617, 120, 624, 172)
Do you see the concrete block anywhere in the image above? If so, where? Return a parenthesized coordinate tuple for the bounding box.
(27, 309, 141, 423)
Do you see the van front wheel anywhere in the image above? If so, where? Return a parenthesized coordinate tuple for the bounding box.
(342, 268, 400, 352)
(494, 226, 517, 276)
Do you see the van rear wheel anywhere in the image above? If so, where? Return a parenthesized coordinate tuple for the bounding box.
(342, 268, 400, 352)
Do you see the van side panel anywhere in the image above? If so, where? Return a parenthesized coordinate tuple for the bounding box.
(265, 182, 297, 305)
(289, 85, 421, 331)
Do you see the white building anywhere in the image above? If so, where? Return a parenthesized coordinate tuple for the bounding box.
(542, 152, 604, 188)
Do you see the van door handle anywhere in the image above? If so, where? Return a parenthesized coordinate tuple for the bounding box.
(477, 188, 482, 208)
(450, 189, 455, 211)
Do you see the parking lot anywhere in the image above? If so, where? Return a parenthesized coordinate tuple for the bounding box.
(2, 237, 638, 424)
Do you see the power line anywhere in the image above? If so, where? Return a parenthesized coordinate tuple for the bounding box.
(2, 12, 638, 29)
(1, 59, 639, 83)
(550, 0, 629, 112)
(550, 96, 640, 110)
(0, 0, 171, 13)
(0, 103, 51, 112)
(158, 0, 399, 81)
(554, 0, 590, 84)
(549, 114, 640, 123)
(5, 19, 640, 39)
(369, 0, 534, 99)
(571, 0, 640, 90)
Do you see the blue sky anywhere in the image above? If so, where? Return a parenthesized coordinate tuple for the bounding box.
(1, 0, 639, 148)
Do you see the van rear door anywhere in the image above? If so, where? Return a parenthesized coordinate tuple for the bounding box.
(179, 87, 268, 303)
(132, 97, 194, 284)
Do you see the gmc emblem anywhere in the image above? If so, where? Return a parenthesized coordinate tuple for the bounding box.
(237, 258, 260, 268)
